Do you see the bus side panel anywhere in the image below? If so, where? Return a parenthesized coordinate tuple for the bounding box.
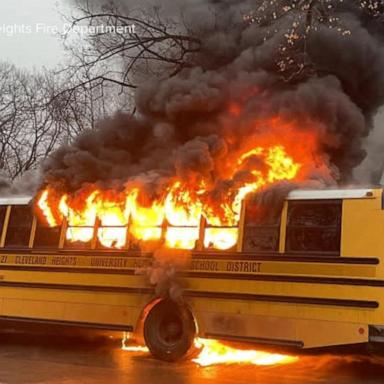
(189, 298, 369, 348)
(0, 286, 152, 331)
(341, 195, 384, 274)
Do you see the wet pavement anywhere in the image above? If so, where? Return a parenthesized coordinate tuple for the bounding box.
(0, 328, 383, 384)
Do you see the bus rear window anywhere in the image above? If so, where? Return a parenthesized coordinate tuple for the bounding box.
(286, 200, 342, 254)
(5, 205, 33, 248)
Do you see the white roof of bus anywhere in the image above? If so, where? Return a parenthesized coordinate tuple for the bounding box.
(0, 188, 377, 206)
(287, 188, 375, 200)
(0, 196, 32, 205)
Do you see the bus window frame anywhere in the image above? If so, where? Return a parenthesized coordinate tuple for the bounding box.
(29, 216, 37, 248)
(59, 218, 67, 249)
(237, 201, 246, 252)
(0, 205, 11, 248)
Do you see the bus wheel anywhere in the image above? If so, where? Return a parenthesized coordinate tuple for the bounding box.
(143, 299, 197, 362)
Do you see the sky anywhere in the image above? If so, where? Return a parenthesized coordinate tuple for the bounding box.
(0, 0, 68, 69)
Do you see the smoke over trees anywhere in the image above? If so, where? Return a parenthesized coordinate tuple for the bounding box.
(39, 0, 384, 194)
(1, 0, 384, 194)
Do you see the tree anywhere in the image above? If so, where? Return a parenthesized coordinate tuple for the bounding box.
(244, 0, 384, 81)
(59, 0, 201, 99)
(0, 64, 65, 179)
(60, 0, 384, 93)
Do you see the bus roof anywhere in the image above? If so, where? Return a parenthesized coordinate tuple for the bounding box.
(0, 188, 378, 206)
(287, 188, 376, 200)
(0, 196, 32, 205)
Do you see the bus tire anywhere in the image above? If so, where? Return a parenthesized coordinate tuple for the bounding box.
(143, 299, 197, 362)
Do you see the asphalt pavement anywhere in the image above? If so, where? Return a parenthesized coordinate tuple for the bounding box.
(0, 328, 382, 384)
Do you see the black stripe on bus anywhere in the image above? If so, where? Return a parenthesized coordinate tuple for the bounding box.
(182, 272, 384, 287)
(0, 281, 154, 295)
(184, 290, 379, 309)
(0, 281, 377, 309)
(0, 316, 134, 332)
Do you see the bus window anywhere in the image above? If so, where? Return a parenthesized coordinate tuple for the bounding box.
(242, 198, 281, 252)
(5, 205, 33, 247)
(286, 200, 342, 254)
(64, 225, 94, 249)
(34, 221, 61, 248)
(97, 225, 127, 249)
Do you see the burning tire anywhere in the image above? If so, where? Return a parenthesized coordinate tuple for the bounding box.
(143, 299, 197, 362)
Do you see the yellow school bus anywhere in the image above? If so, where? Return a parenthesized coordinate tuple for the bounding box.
(0, 188, 383, 361)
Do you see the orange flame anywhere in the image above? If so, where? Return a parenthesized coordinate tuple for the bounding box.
(193, 338, 298, 366)
(37, 189, 57, 227)
(36, 142, 307, 250)
(121, 333, 298, 366)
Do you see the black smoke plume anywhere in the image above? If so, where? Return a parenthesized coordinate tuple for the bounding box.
(44, 1, 384, 193)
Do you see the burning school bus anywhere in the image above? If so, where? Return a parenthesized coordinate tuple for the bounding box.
(0, 187, 383, 361)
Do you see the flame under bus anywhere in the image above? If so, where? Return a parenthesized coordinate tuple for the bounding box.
(0, 188, 383, 358)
